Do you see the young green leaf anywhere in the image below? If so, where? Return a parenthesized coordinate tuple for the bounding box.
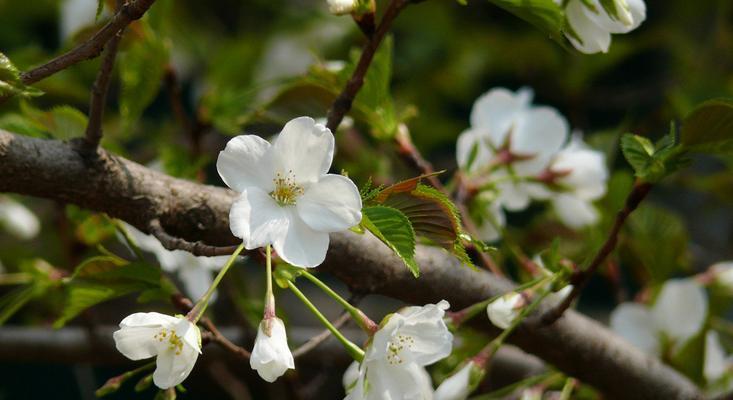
(620, 133, 687, 182)
(361, 205, 419, 277)
(0, 52, 42, 99)
(487, 0, 564, 42)
(679, 98, 733, 155)
(55, 257, 161, 327)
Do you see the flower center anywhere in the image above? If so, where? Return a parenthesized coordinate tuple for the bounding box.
(154, 328, 184, 356)
(270, 170, 303, 206)
(386, 334, 415, 365)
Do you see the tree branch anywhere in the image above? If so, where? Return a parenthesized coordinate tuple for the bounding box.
(325, 0, 410, 132)
(541, 180, 652, 324)
(18, 0, 157, 86)
(83, 27, 124, 149)
(0, 130, 701, 400)
(149, 218, 243, 256)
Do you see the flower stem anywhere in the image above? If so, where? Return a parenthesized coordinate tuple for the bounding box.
(287, 280, 365, 362)
(300, 270, 377, 334)
(187, 243, 245, 323)
(264, 244, 275, 319)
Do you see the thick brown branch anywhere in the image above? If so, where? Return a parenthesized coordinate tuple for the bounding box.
(19, 0, 157, 85)
(541, 181, 652, 324)
(325, 0, 410, 132)
(84, 28, 124, 148)
(0, 130, 701, 399)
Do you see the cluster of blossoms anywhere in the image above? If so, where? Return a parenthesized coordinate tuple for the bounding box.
(610, 271, 733, 393)
(558, 0, 647, 54)
(457, 87, 608, 242)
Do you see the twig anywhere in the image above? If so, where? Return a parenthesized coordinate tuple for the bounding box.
(325, 0, 410, 132)
(541, 181, 652, 324)
(292, 311, 351, 358)
(83, 27, 124, 148)
(19, 0, 157, 85)
(171, 293, 251, 359)
(148, 219, 243, 256)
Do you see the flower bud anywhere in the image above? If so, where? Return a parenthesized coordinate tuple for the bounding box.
(327, 0, 358, 15)
(250, 317, 295, 382)
(712, 262, 733, 292)
(486, 292, 526, 329)
(434, 361, 485, 400)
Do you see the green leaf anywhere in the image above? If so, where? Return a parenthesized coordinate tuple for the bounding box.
(487, 0, 564, 41)
(680, 98, 733, 155)
(352, 36, 397, 139)
(95, 0, 104, 20)
(119, 30, 169, 131)
(55, 257, 161, 327)
(17, 102, 88, 139)
(367, 176, 473, 267)
(0, 52, 43, 98)
(0, 259, 59, 325)
(65, 205, 116, 245)
(361, 206, 419, 277)
(620, 133, 687, 182)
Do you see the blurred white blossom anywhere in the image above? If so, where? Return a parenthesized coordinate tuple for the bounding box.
(456, 87, 608, 241)
(610, 278, 707, 355)
(59, 0, 98, 41)
(328, 0, 358, 15)
(487, 292, 525, 330)
(0, 196, 40, 240)
(434, 361, 479, 400)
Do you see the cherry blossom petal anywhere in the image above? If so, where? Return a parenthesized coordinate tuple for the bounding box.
(456, 128, 494, 172)
(475, 197, 505, 242)
(565, 0, 614, 54)
(609, 303, 660, 355)
(470, 87, 532, 147)
(274, 210, 330, 268)
(434, 362, 474, 400)
(652, 279, 707, 346)
(229, 188, 289, 250)
(216, 135, 275, 192)
(554, 145, 608, 200)
(497, 182, 532, 211)
(272, 117, 334, 185)
(366, 361, 433, 400)
(113, 312, 178, 360)
(705, 331, 728, 383)
(153, 345, 199, 389)
(552, 194, 599, 228)
(511, 107, 568, 170)
(396, 301, 453, 366)
(297, 174, 362, 232)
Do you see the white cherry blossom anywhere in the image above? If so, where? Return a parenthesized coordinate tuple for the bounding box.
(486, 292, 525, 329)
(0, 196, 40, 240)
(561, 0, 646, 54)
(217, 116, 362, 268)
(113, 312, 201, 389)
(121, 223, 229, 301)
(345, 301, 453, 399)
(250, 317, 295, 382)
(610, 278, 707, 356)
